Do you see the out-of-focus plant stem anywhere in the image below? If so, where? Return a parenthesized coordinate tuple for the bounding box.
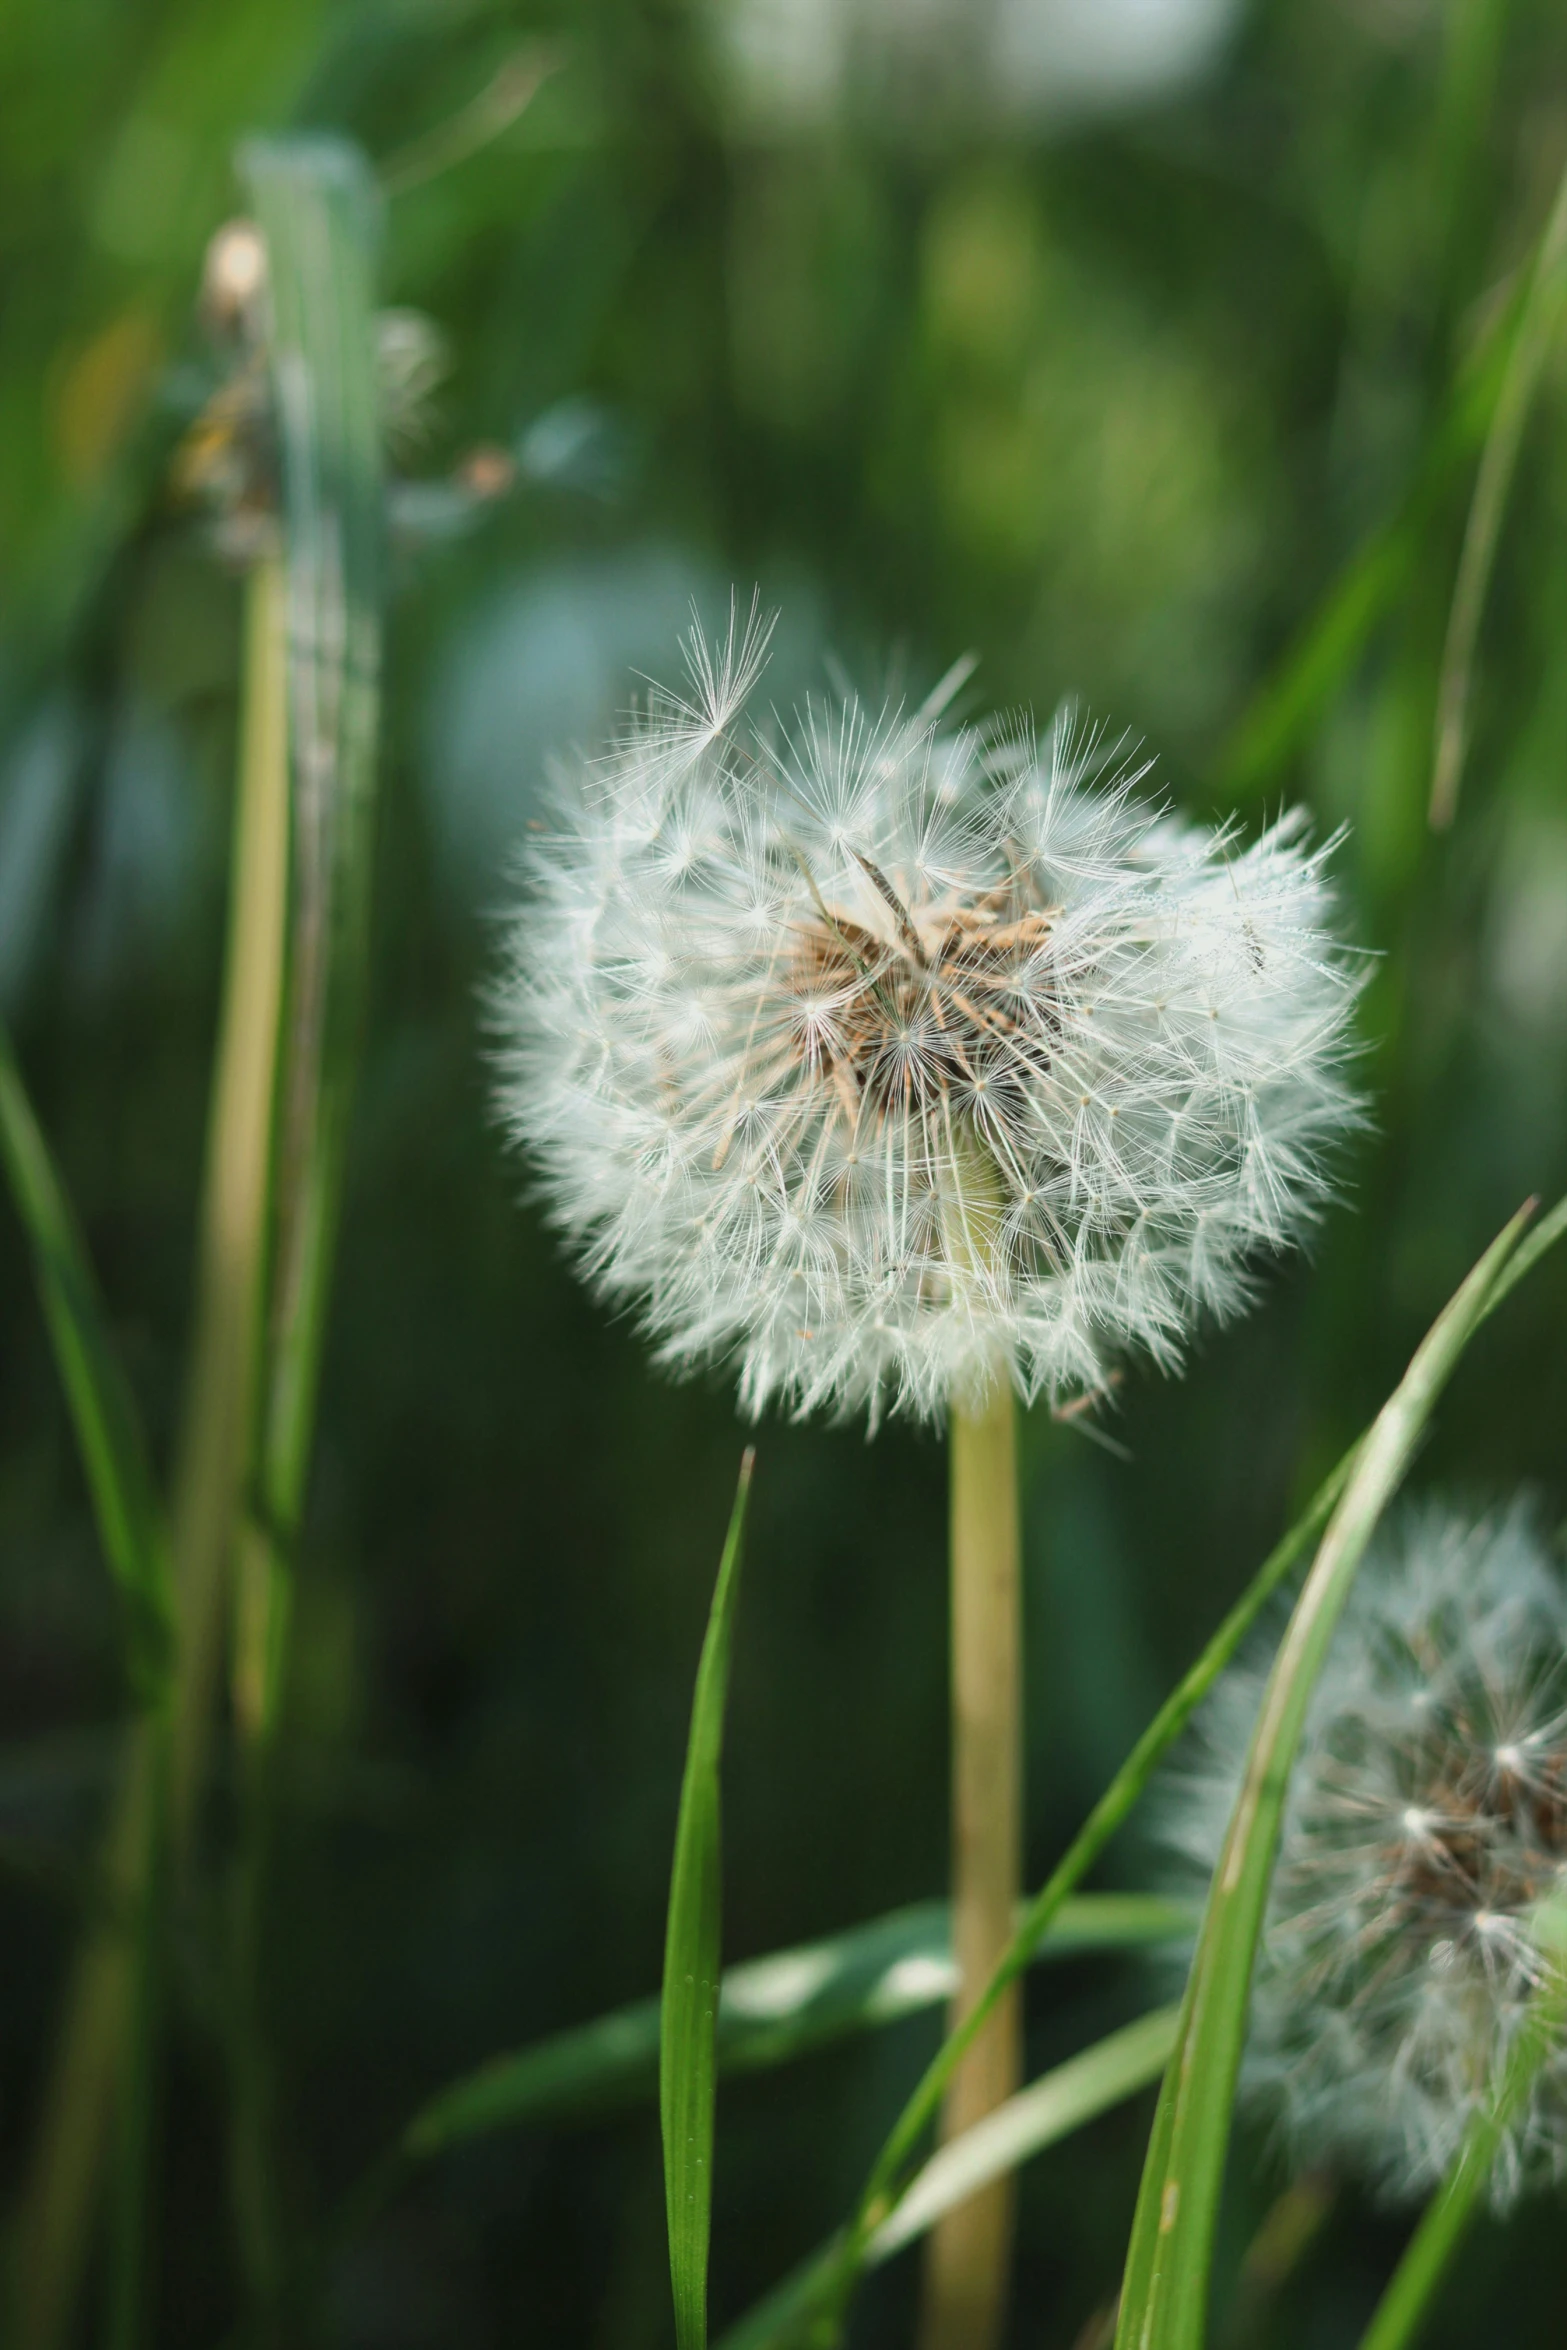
(13, 556, 290, 2350)
(220, 137, 386, 2335)
(169, 553, 290, 1853)
(918, 1387, 1022, 2350)
(103, 1714, 169, 2350)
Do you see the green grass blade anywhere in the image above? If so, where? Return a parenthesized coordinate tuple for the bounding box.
(1429, 157, 1567, 828)
(662, 1451, 755, 2350)
(227, 133, 386, 2320)
(1114, 1202, 1543, 2350)
(1355, 1897, 1567, 2350)
(236, 133, 385, 1683)
(716, 1456, 1352, 2350)
(714, 2010, 1180, 2350)
(0, 1020, 172, 1697)
(725, 1193, 1566, 2350)
(399, 1894, 1194, 2155)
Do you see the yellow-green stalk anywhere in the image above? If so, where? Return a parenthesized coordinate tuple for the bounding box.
(170, 551, 290, 1848)
(918, 1386, 1023, 2350)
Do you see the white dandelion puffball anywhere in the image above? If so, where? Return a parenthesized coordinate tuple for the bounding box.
(494, 612, 1362, 1424)
(1167, 1502, 1567, 2208)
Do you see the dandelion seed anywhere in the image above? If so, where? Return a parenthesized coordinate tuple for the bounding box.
(493, 609, 1364, 1424)
(1166, 1500, 1567, 2209)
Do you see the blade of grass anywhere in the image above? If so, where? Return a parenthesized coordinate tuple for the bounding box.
(1114, 1200, 1545, 2350)
(0, 1022, 172, 1692)
(1430, 157, 1567, 827)
(233, 131, 385, 1740)
(871, 2005, 1180, 2262)
(662, 1451, 755, 2350)
(714, 2010, 1180, 2350)
(227, 134, 385, 2329)
(399, 1894, 1195, 2155)
(718, 1452, 1354, 2350)
(293, 1893, 1192, 2313)
(1354, 1896, 1567, 2350)
(0, 1025, 176, 2350)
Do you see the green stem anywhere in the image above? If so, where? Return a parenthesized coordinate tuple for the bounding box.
(917, 1388, 1022, 2350)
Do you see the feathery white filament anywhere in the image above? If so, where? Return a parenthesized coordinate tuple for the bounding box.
(494, 609, 1363, 1423)
(1167, 1501, 1567, 2208)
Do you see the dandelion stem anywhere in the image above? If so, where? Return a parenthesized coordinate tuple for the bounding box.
(918, 1385, 1023, 2350)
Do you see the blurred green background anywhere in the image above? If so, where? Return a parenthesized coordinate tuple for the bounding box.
(3, 0, 1567, 2342)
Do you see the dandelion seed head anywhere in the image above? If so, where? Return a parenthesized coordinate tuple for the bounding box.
(1165, 1500, 1567, 2209)
(494, 607, 1364, 1423)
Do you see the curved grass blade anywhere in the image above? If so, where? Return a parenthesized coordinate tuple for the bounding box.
(228, 133, 386, 2320)
(870, 2005, 1179, 2262)
(1114, 1201, 1544, 2350)
(0, 1020, 172, 1694)
(1355, 1896, 1567, 2350)
(663, 1451, 755, 2350)
(1430, 157, 1567, 828)
(1219, 262, 1527, 803)
(400, 1893, 1194, 2155)
(715, 2009, 1180, 2350)
(717, 1451, 1354, 2350)
(234, 132, 385, 1730)
(723, 1193, 1567, 2350)
(0, 1028, 176, 2348)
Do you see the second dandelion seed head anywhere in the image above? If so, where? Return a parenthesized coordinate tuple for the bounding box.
(1169, 1500, 1567, 2208)
(495, 610, 1364, 1424)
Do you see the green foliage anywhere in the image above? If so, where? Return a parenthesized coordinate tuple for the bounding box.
(5, 5, 1567, 2345)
